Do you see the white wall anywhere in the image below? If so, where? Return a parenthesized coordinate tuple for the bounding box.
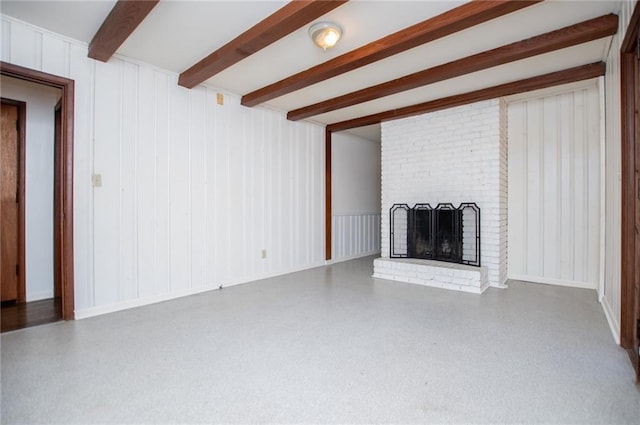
(332, 132, 381, 214)
(1, 76, 60, 301)
(601, 0, 635, 343)
(380, 99, 508, 288)
(331, 131, 381, 260)
(507, 81, 601, 290)
(1, 15, 326, 317)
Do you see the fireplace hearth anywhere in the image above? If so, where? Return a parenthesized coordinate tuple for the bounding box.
(390, 203, 480, 266)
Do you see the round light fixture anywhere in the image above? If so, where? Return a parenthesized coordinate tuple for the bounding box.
(309, 21, 342, 50)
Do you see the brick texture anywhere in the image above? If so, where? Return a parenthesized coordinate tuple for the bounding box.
(380, 99, 508, 287)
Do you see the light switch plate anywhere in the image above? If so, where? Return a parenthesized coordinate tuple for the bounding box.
(92, 174, 102, 187)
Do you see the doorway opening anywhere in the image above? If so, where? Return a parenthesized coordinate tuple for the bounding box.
(0, 61, 75, 328)
(1, 88, 62, 332)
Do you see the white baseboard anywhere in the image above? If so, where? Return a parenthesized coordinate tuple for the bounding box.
(508, 274, 596, 290)
(600, 295, 621, 344)
(75, 261, 326, 319)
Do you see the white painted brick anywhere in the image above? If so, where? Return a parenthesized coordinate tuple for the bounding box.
(373, 258, 488, 293)
(381, 99, 507, 288)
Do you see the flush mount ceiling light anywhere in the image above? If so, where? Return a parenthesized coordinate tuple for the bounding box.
(309, 21, 342, 50)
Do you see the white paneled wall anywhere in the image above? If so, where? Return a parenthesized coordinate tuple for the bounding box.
(507, 83, 601, 289)
(1, 16, 325, 317)
(332, 213, 381, 260)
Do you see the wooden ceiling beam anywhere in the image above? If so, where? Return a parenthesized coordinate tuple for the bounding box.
(326, 62, 606, 132)
(241, 0, 541, 107)
(291, 14, 617, 121)
(178, 0, 348, 89)
(88, 0, 159, 62)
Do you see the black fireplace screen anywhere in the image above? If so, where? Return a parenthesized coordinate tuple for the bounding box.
(390, 203, 480, 266)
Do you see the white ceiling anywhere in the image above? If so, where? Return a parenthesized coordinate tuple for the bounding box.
(0, 0, 622, 142)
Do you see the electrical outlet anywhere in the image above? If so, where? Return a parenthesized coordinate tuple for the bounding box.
(261, 249, 267, 259)
(91, 174, 102, 187)
(216, 93, 224, 105)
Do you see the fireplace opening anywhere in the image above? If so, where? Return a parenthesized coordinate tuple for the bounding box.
(410, 205, 433, 259)
(390, 203, 480, 266)
(435, 206, 461, 262)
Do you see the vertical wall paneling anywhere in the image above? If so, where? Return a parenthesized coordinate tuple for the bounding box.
(69, 43, 94, 310)
(1, 19, 11, 62)
(3, 15, 327, 317)
(586, 87, 601, 287)
(244, 107, 254, 276)
(306, 126, 313, 265)
(93, 60, 122, 306)
(558, 93, 574, 280)
(213, 88, 230, 284)
(136, 65, 156, 299)
(42, 33, 68, 78)
(189, 87, 207, 290)
(598, 76, 606, 301)
(332, 214, 381, 260)
(295, 126, 304, 267)
(120, 61, 138, 301)
(168, 83, 191, 293)
(508, 103, 526, 276)
(317, 130, 324, 264)
(573, 91, 586, 282)
(227, 100, 245, 278)
(544, 95, 554, 279)
(507, 83, 601, 289)
(9, 21, 41, 70)
(281, 122, 292, 269)
(302, 127, 309, 265)
(204, 88, 216, 284)
(229, 103, 243, 277)
(525, 99, 542, 276)
(268, 112, 280, 272)
(154, 71, 171, 296)
(253, 108, 266, 275)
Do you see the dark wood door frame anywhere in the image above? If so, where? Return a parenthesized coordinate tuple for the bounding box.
(620, 2, 640, 377)
(0, 61, 75, 320)
(325, 129, 332, 261)
(54, 99, 63, 300)
(1, 98, 26, 303)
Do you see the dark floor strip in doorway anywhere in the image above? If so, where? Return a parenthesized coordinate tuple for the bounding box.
(1, 298, 62, 333)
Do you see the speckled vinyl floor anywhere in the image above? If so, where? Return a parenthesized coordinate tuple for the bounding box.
(1, 256, 639, 424)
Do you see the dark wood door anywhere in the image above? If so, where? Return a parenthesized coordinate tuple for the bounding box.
(1, 102, 19, 302)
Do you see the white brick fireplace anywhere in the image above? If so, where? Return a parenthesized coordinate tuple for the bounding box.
(374, 99, 508, 293)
